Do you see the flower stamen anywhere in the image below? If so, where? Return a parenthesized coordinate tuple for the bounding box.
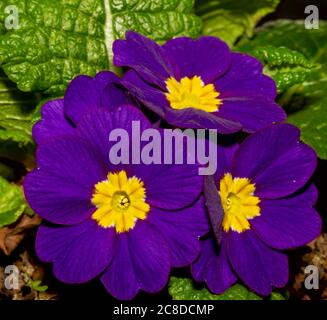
(165, 76, 221, 112)
(219, 173, 261, 233)
(91, 170, 150, 233)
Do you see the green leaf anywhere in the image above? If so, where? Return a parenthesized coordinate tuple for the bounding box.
(240, 45, 317, 93)
(0, 0, 201, 95)
(238, 20, 327, 159)
(287, 78, 327, 159)
(195, 0, 280, 46)
(270, 291, 286, 300)
(27, 280, 48, 292)
(0, 69, 38, 146)
(0, 176, 26, 228)
(169, 277, 262, 300)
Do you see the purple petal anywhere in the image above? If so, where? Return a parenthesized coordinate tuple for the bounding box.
(77, 106, 151, 166)
(101, 222, 171, 300)
(164, 107, 241, 133)
(24, 136, 107, 225)
(122, 70, 167, 117)
(129, 162, 203, 210)
(212, 53, 285, 132)
(192, 237, 237, 294)
(163, 36, 231, 83)
(100, 82, 133, 110)
(203, 175, 224, 244)
(218, 98, 286, 133)
(100, 234, 139, 300)
(215, 138, 238, 181)
(36, 219, 116, 283)
(147, 197, 209, 267)
(233, 124, 317, 198)
(33, 99, 75, 144)
(226, 230, 288, 295)
(64, 71, 121, 125)
(252, 184, 321, 250)
(113, 31, 176, 89)
(214, 53, 276, 99)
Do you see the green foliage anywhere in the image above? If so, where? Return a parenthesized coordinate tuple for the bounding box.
(169, 277, 262, 300)
(169, 277, 286, 300)
(0, 176, 26, 228)
(0, 0, 201, 95)
(242, 46, 316, 93)
(0, 70, 38, 146)
(238, 20, 327, 159)
(195, 0, 280, 46)
(27, 280, 48, 292)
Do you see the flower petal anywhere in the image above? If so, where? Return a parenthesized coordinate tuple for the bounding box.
(164, 107, 241, 133)
(233, 124, 317, 198)
(77, 106, 151, 166)
(215, 138, 238, 181)
(33, 99, 75, 144)
(226, 230, 288, 295)
(252, 184, 321, 249)
(36, 219, 116, 283)
(192, 237, 237, 294)
(163, 36, 231, 83)
(148, 197, 209, 267)
(122, 70, 167, 117)
(214, 53, 276, 99)
(113, 31, 176, 89)
(64, 71, 121, 124)
(218, 98, 286, 133)
(101, 221, 170, 300)
(24, 136, 107, 225)
(129, 161, 203, 210)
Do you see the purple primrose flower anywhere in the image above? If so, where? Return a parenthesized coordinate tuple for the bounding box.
(24, 72, 208, 300)
(113, 31, 286, 133)
(192, 124, 321, 295)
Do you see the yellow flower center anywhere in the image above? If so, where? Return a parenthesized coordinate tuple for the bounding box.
(91, 170, 150, 233)
(219, 173, 261, 233)
(165, 76, 221, 112)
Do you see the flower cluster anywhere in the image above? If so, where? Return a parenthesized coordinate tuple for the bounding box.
(24, 31, 321, 300)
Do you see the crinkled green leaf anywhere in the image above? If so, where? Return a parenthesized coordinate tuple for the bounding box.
(287, 77, 327, 159)
(195, 0, 280, 46)
(0, 69, 38, 146)
(238, 20, 327, 159)
(237, 20, 327, 62)
(0, 176, 26, 228)
(0, 0, 201, 95)
(240, 46, 317, 93)
(169, 277, 262, 300)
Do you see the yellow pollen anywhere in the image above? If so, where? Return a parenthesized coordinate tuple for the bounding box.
(219, 173, 261, 233)
(165, 76, 221, 112)
(91, 170, 150, 233)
